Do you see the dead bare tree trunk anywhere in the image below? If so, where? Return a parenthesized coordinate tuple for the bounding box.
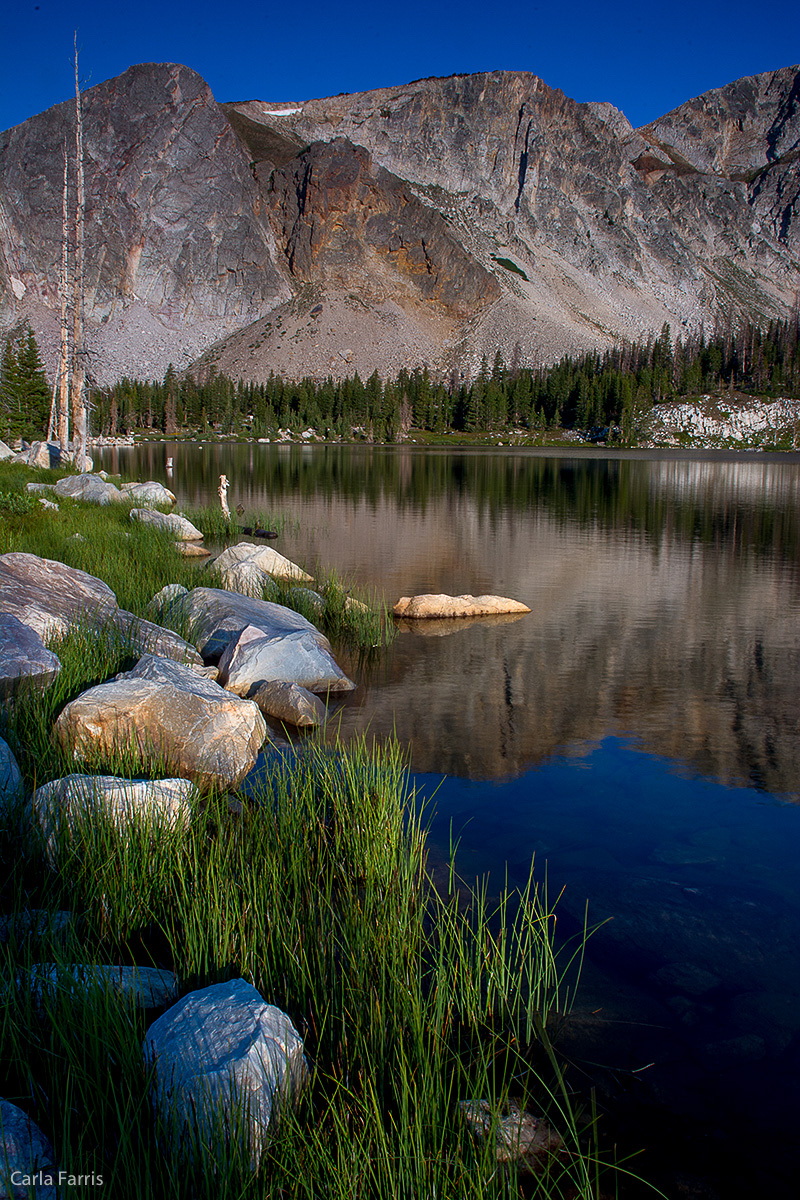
(56, 137, 71, 451)
(70, 37, 87, 472)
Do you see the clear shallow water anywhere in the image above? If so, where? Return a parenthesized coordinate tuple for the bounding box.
(97, 442, 800, 1196)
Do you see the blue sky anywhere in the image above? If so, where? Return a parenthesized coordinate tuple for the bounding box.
(1, 0, 798, 133)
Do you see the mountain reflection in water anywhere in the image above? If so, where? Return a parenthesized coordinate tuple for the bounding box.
(97, 443, 800, 1197)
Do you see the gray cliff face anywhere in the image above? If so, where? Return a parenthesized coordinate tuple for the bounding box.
(0, 63, 289, 381)
(1, 62, 799, 385)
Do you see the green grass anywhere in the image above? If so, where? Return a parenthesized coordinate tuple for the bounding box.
(0, 460, 657, 1197)
(1, 695, 614, 1198)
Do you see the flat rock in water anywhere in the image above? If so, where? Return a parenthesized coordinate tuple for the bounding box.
(177, 587, 331, 661)
(393, 593, 531, 618)
(53, 473, 122, 504)
(130, 508, 204, 540)
(144, 979, 306, 1168)
(0, 734, 24, 815)
(249, 680, 328, 727)
(219, 624, 355, 696)
(53, 656, 266, 790)
(0, 552, 117, 639)
(0, 1100, 56, 1198)
(120, 481, 176, 507)
(0, 612, 61, 696)
(213, 542, 312, 581)
(27, 963, 178, 1011)
(31, 772, 194, 867)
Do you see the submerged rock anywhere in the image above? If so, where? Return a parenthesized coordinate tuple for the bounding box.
(219, 624, 355, 696)
(53, 656, 266, 790)
(144, 979, 306, 1168)
(393, 593, 531, 618)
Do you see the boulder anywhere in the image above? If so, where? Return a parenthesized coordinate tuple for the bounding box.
(31, 772, 195, 867)
(120, 481, 176, 507)
(178, 587, 331, 662)
(460, 1099, 562, 1171)
(52, 474, 122, 504)
(53, 657, 266, 790)
(219, 625, 355, 696)
(213, 542, 312, 582)
(0, 909, 73, 946)
(9, 441, 60, 469)
(0, 613, 61, 697)
(0, 439, 14, 460)
(0, 552, 117, 639)
(27, 963, 178, 1012)
(112, 610, 204, 669)
(25, 482, 55, 494)
(130, 509, 204, 540)
(144, 979, 306, 1168)
(0, 735, 24, 816)
(175, 542, 211, 557)
(249, 681, 327, 728)
(217, 560, 281, 600)
(0, 1100, 56, 1199)
(148, 584, 189, 621)
(393, 593, 531, 618)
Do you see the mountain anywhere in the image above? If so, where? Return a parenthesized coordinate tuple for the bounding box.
(1, 62, 798, 385)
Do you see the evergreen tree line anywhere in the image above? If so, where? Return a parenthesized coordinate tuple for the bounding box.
(0, 325, 51, 439)
(3, 315, 800, 444)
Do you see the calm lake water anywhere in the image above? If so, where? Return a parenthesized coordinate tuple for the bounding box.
(96, 441, 800, 1198)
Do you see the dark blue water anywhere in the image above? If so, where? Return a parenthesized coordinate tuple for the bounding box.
(97, 443, 800, 1197)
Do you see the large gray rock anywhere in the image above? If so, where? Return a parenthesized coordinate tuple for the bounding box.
(31, 772, 194, 867)
(53, 657, 266, 790)
(178, 587, 331, 662)
(216, 560, 280, 601)
(120, 481, 176, 508)
(249, 681, 327, 728)
(147, 584, 189, 621)
(219, 624, 355, 696)
(0, 736, 24, 816)
(0, 439, 14, 461)
(0, 552, 117, 639)
(112, 610, 204, 669)
(0, 613, 61, 696)
(0, 1100, 56, 1199)
(27, 963, 178, 1012)
(9, 441, 61, 469)
(52, 474, 123, 504)
(130, 509, 203, 540)
(144, 979, 306, 1168)
(213, 542, 312, 582)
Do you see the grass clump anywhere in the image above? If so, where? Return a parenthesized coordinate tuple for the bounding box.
(0, 625, 618, 1197)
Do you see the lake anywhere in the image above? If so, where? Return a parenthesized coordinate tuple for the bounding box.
(96, 441, 800, 1199)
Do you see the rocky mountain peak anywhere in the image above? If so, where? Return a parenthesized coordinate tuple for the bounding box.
(1, 61, 799, 386)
